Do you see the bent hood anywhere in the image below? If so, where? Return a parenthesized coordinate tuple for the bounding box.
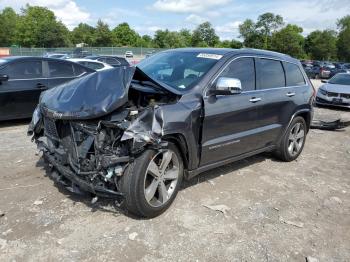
(40, 67, 135, 120)
(323, 83, 350, 94)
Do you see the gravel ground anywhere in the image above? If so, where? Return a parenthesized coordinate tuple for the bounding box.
(0, 80, 349, 262)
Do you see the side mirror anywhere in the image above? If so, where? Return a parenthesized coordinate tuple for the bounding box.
(208, 77, 242, 96)
(321, 80, 328, 83)
(0, 74, 9, 82)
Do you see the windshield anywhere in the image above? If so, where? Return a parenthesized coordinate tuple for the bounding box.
(329, 74, 350, 85)
(136, 51, 221, 91)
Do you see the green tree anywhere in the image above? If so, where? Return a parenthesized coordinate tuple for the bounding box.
(305, 30, 337, 60)
(139, 35, 153, 47)
(15, 5, 70, 47)
(94, 20, 112, 46)
(0, 7, 18, 46)
(153, 30, 169, 48)
(71, 23, 95, 46)
(112, 22, 140, 46)
(216, 39, 243, 48)
(256, 13, 284, 49)
(337, 15, 350, 61)
(191, 22, 219, 47)
(239, 19, 264, 48)
(153, 30, 188, 48)
(179, 29, 192, 47)
(239, 13, 284, 49)
(271, 24, 305, 58)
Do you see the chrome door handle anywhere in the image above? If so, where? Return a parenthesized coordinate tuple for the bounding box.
(249, 97, 262, 103)
(286, 92, 296, 97)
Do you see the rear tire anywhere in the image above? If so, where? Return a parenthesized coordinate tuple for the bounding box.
(274, 116, 307, 162)
(119, 142, 183, 218)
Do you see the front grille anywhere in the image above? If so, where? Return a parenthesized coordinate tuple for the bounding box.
(327, 91, 338, 97)
(340, 93, 350, 99)
(44, 117, 59, 140)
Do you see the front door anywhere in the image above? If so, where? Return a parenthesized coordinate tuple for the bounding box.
(201, 57, 265, 166)
(0, 60, 47, 120)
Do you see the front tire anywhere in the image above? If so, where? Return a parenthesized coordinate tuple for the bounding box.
(274, 116, 307, 162)
(119, 142, 183, 218)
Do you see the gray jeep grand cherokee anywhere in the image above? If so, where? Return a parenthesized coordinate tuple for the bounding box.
(28, 48, 314, 218)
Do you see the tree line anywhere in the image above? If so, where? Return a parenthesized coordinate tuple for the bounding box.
(1, 5, 350, 61)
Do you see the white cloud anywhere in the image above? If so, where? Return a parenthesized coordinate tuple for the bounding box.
(101, 8, 143, 27)
(266, 0, 350, 34)
(152, 0, 231, 13)
(215, 21, 242, 40)
(185, 14, 206, 24)
(215, 21, 241, 33)
(0, 0, 90, 29)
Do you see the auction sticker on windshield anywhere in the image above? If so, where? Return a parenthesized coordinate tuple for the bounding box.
(197, 53, 223, 60)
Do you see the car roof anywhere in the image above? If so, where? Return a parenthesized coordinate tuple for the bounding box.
(69, 58, 102, 62)
(166, 48, 299, 63)
(0, 56, 68, 62)
(86, 55, 125, 59)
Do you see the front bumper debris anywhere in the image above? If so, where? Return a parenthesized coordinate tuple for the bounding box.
(43, 151, 124, 199)
(310, 119, 350, 131)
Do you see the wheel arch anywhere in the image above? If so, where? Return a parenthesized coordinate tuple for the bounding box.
(294, 110, 312, 132)
(162, 134, 189, 171)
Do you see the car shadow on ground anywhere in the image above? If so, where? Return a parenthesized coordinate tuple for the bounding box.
(0, 118, 31, 129)
(35, 152, 274, 219)
(181, 154, 267, 189)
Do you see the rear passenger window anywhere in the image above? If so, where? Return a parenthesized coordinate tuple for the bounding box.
(87, 62, 104, 70)
(284, 62, 305, 86)
(257, 59, 285, 89)
(48, 62, 74, 77)
(97, 58, 106, 63)
(220, 57, 255, 91)
(105, 58, 119, 65)
(4, 61, 42, 79)
(73, 64, 89, 76)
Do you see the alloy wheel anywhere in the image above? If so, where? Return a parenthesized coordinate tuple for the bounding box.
(287, 122, 305, 157)
(143, 149, 179, 207)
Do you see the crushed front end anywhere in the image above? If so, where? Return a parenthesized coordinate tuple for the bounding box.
(27, 67, 178, 200)
(29, 106, 164, 200)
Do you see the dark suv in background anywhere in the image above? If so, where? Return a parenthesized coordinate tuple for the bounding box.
(0, 57, 94, 121)
(29, 48, 314, 218)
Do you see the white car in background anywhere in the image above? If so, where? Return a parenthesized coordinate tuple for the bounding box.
(68, 58, 113, 71)
(125, 51, 134, 58)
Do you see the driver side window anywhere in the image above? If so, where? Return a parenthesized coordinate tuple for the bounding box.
(219, 57, 255, 91)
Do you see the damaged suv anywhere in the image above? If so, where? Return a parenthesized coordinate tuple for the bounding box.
(28, 48, 314, 218)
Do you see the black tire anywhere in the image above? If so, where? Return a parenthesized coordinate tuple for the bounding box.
(274, 116, 307, 162)
(119, 142, 183, 218)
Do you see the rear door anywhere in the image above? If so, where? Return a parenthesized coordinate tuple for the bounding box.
(46, 60, 91, 88)
(201, 57, 265, 166)
(255, 58, 305, 145)
(47, 60, 76, 88)
(0, 59, 47, 120)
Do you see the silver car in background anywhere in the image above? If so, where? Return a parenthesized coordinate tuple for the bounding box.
(316, 73, 350, 108)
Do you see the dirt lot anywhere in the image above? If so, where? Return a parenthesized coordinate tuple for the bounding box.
(0, 80, 349, 262)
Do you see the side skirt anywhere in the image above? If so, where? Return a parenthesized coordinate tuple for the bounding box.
(185, 145, 276, 180)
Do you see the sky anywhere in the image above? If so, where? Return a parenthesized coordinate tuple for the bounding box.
(0, 0, 349, 40)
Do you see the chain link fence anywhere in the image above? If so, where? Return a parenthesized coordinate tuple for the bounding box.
(9, 47, 166, 58)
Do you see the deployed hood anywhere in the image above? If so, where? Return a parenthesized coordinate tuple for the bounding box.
(40, 67, 135, 120)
